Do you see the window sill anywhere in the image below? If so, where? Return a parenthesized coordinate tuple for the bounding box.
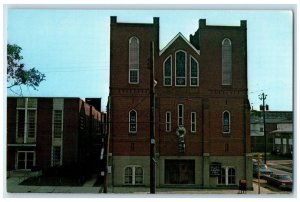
(222, 132, 231, 136)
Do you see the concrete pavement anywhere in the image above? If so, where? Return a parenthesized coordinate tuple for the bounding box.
(5, 175, 293, 196)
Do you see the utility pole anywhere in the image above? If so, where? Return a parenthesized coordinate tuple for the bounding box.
(149, 41, 156, 194)
(259, 92, 268, 164)
(257, 153, 262, 194)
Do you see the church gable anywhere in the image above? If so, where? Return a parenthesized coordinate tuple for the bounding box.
(159, 32, 200, 56)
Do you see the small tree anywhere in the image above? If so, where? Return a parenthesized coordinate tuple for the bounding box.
(7, 43, 45, 94)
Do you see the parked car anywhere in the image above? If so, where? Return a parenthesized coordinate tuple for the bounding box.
(253, 163, 273, 178)
(265, 173, 293, 190)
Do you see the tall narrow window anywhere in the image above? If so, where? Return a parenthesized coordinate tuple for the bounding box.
(16, 110, 25, 138)
(175, 51, 186, 86)
(27, 110, 36, 138)
(124, 167, 133, 184)
(164, 56, 172, 86)
(52, 146, 62, 166)
(53, 110, 63, 138)
(129, 36, 139, 84)
(190, 56, 199, 86)
(223, 111, 230, 133)
(222, 38, 232, 85)
(166, 111, 171, 132)
(16, 98, 37, 141)
(191, 112, 196, 132)
(129, 110, 137, 133)
(178, 104, 184, 126)
(218, 167, 226, 185)
(228, 168, 236, 185)
(135, 167, 143, 184)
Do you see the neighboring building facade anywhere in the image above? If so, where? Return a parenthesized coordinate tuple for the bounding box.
(250, 111, 293, 155)
(108, 17, 252, 189)
(270, 123, 293, 155)
(7, 97, 107, 175)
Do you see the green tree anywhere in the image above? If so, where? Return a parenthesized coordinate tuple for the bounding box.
(7, 43, 45, 94)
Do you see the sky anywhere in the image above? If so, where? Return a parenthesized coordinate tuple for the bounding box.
(5, 8, 293, 112)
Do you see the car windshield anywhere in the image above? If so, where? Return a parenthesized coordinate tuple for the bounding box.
(276, 175, 291, 180)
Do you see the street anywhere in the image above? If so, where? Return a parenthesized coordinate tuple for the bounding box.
(255, 159, 293, 193)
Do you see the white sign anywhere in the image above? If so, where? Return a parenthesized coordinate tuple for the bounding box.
(275, 138, 281, 144)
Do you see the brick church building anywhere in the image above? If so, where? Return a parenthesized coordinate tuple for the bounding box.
(108, 16, 252, 189)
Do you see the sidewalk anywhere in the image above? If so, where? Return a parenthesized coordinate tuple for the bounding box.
(107, 182, 277, 195)
(5, 175, 292, 195)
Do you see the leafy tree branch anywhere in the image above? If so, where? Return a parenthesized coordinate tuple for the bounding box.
(7, 43, 46, 93)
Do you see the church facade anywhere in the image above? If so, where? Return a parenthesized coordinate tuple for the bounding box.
(108, 16, 252, 189)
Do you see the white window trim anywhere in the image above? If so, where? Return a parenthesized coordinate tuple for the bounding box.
(129, 69, 139, 84)
(16, 151, 35, 170)
(129, 36, 139, 84)
(222, 38, 232, 86)
(218, 166, 236, 185)
(223, 110, 231, 134)
(123, 165, 144, 185)
(16, 98, 37, 143)
(129, 109, 137, 133)
(51, 98, 64, 166)
(52, 109, 64, 139)
(175, 50, 187, 87)
(166, 111, 172, 132)
(190, 56, 199, 86)
(27, 110, 37, 139)
(178, 104, 184, 126)
(191, 112, 196, 133)
(163, 55, 172, 86)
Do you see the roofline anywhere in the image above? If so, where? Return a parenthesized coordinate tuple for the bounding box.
(159, 32, 200, 56)
(270, 130, 293, 134)
(7, 96, 102, 99)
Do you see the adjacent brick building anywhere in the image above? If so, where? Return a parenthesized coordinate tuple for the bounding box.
(108, 17, 252, 189)
(7, 97, 107, 176)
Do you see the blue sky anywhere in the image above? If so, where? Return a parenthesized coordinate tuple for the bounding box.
(6, 9, 293, 111)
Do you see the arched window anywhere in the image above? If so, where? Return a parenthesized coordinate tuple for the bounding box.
(129, 110, 137, 133)
(124, 167, 133, 184)
(129, 37, 139, 84)
(124, 166, 144, 185)
(228, 168, 236, 185)
(218, 167, 226, 185)
(222, 38, 232, 85)
(223, 111, 230, 133)
(175, 50, 186, 86)
(218, 167, 236, 185)
(190, 56, 199, 86)
(164, 56, 172, 86)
